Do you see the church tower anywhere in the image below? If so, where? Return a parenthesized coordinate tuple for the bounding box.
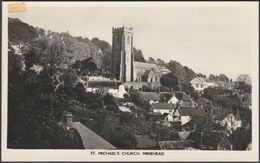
(111, 26, 134, 83)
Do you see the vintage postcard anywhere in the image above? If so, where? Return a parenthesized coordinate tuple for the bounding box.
(1, 1, 259, 162)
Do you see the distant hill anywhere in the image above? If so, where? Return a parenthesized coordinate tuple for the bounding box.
(8, 18, 146, 71)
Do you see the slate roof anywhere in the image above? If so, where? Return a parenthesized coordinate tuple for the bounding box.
(178, 107, 206, 116)
(190, 77, 211, 84)
(138, 92, 160, 101)
(73, 122, 116, 149)
(160, 92, 175, 102)
(151, 103, 177, 110)
(135, 135, 156, 149)
(157, 140, 193, 150)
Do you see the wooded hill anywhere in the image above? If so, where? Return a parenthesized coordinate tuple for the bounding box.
(9, 18, 225, 85)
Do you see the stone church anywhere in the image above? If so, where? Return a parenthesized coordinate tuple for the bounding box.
(111, 26, 170, 89)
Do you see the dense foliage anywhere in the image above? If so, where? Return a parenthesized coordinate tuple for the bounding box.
(160, 73, 179, 90)
(8, 64, 84, 148)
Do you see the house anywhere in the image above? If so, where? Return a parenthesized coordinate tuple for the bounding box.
(190, 77, 216, 92)
(151, 103, 176, 114)
(167, 95, 179, 104)
(164, 105, 206, 126)
(86, 80, 127, 98)
(160, 92, 179, 104)
(163, 112, 180, 123)
(175, 91, 197, 107)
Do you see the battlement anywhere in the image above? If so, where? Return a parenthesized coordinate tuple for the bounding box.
(113, 26, 133, 33)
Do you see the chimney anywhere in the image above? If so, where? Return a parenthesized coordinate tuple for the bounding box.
(62, 111, 73, 129)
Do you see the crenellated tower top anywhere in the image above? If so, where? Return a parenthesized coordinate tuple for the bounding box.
(112, 26, 133, 34)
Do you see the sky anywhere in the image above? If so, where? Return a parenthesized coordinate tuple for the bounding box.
(8, 2, 258, 80)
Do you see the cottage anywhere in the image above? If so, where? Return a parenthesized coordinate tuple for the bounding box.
(190, 77, 216, 92)
(167, 95, 179, 104)
(86, 80, 127, 98)
(160, 92, 179, 104)
(163, 105, 206, 126)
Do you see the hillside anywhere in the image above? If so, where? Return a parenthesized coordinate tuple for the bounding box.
(8, 18, 145, 70)
(8, 18, 38, 44)
(167, 60, 196, 84)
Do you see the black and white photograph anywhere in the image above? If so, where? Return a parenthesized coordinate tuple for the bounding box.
(2, 1, 259, 162)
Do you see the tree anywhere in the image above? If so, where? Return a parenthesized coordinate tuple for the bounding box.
(237, 74, 251, 85)
(133, 47, 145, 62)
(156, 58, 165, 66)
(218, 74, 229, 82)
(182, 82, 199, 100)
(147, 57, 156, 64)
(209, 74, 216, 81)
(62, 68, 78, 87)
(81, 57, 98, 74)
(197, 73, 207, 78)
(236, 74, 252, 93)
(160, 73, 179, 90)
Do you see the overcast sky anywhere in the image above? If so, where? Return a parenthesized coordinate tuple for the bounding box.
(8, 2, 258, 80)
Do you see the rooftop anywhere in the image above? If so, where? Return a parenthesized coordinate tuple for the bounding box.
(157, 140, 193, 150)
(134, 61, 161, 72)
(179, 107, 206, 116)
(73, 122, 116, 149)
(138, 92, 160, 101)
(151, 103, 177, 110)
(190, 77, 212, 84)
(135, 135, 156, 149)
